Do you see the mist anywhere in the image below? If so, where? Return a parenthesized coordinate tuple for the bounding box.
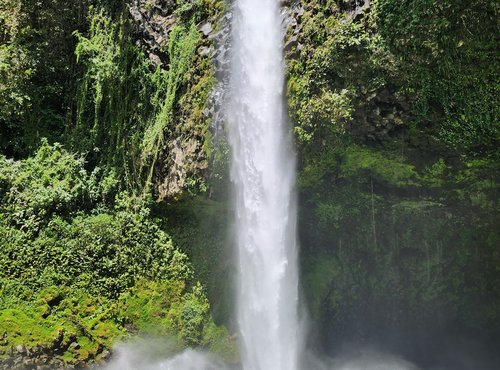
(101, 340, 229, 370)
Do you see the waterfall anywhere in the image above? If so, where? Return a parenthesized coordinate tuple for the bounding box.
(227, 0, 301, 369)
(99, 2, 422, 369)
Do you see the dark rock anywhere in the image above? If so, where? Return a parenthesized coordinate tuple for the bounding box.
(129, 0, 178, 66)
(285, 34, 299, 52)
(46, 294, 62, 308)
(198, 46, 214, 57)
(199, 22, 213, 36)
(37, 344, 50, 354)
(351, 86, 411, 140)
(74, 360, 87, 369)
(100, 349, 111, 361)
(149, 52, 162, 66)
(37, 354, 50, 364)
(283, 1, 305, 59)
(22, 357, 35, 366)
(16, 345, 26, 355)
(50, 330, 64, 350)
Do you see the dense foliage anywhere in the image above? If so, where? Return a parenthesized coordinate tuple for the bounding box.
(0, 0, 222, 198)
(0, 142, 236, 364)
(286, 0, 500, 353)
(375, 0, 499, 153)
(0, 0, 237, 365)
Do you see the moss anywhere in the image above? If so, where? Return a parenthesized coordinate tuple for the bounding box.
(0, 279, 235, 363)
(142, 23, 201, 157)
(0, 294, 123, 362)
(202, 322, 239, 364)
(159, 196, 234, 326)
(302, 255, 340, 317)
(341, 146, 419, 186)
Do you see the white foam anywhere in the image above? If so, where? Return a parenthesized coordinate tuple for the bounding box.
(227, 0, 301, 369)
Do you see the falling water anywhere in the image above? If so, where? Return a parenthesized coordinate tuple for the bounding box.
(227, 0, 300, 369)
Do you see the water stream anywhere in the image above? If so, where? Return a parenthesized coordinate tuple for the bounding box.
(227, 0, 301, 369)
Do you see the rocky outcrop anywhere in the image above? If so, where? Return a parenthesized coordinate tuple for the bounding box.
(339, 0, 371, 20)
(285, 0, 411, 142)
(352, 87, 411, 141)
(0, 331, 111, 370)
(129, 0, 177, 66)
(283, 1, 305, 59)
(128, 0, 225, 200)
(157, 136, 208, 199)
(128, 0, 408, 198)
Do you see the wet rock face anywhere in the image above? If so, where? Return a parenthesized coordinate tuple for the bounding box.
(0, 350, 105, 369)
(339, 0, 370, 14)
(204, 9, 230, 128)
(1, 345, 104, 369)
(342, 0, 371, 21)
(320, 0, 373, 22)
(352, 87, 410, 141)
(127, 0, 409, 197)
(283, 0, 305, 60)
(128, 0, 222, 200)
(129, 0, 177, 66)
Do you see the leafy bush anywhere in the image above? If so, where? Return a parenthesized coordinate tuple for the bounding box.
(1, 211, 191, 298)
(0, 142, 189, 297)
(1, 140, 91, 230)
(0, 142, 236, 362)
(0, 139, 117, 230)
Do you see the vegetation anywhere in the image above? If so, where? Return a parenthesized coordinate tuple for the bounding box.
(0, 0, 498, 366)
(0, 142, 236, 365)
(287, 0, 499, 350)
(375, 0, 499, 153)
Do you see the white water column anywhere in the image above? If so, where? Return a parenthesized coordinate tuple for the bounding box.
(227, 0, 301, 369)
